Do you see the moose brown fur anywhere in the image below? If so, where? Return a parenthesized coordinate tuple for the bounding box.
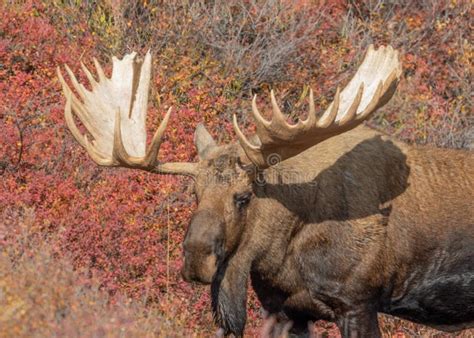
(58, 46, 474, 337)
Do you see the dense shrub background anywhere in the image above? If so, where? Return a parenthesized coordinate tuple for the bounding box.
(0, 0, 472, 336)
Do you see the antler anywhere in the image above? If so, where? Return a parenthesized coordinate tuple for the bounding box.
(233, 45, 402, 169)
(57, 51, 196, 176)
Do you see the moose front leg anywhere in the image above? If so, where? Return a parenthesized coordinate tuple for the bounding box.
(337, 309, 381, 338)
(211, 253, 252, 337)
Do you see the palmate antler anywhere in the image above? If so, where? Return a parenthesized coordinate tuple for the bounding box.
(233, 45, 402, 169)
(57, 51, 196, 176)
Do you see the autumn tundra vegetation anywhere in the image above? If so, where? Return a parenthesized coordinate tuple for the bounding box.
(1, 1, 473, 337)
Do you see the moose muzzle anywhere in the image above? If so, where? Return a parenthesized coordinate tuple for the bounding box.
(182, 210, 224, 284)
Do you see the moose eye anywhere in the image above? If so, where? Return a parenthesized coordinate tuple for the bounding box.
(234, 192, 252, 210)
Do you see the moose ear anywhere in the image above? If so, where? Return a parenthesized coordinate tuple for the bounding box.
(194, 124, 217, 159)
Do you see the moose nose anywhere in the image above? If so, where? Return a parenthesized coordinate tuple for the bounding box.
(181, 267, 192, 282)
(181, 257, 214, 284)
(181, 258, 195, 282)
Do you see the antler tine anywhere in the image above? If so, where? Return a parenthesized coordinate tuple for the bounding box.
(270, 90, 287, 127)
(93, 57, 107, 83)
(233, 114, 260, 151)
(63, 64, 87, 100)
(251, 95, 271, 131)
(80, 62, 99, 90)
(317, 86, 340, 128)
(302, 88, 317, 126)
(144, 107, 173, 167)
(63, 90, 87, 149)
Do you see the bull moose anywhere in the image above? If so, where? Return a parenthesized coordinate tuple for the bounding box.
(57, 45, 474, 337)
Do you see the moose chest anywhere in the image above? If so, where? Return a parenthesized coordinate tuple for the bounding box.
(250, 214, 390, 328)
